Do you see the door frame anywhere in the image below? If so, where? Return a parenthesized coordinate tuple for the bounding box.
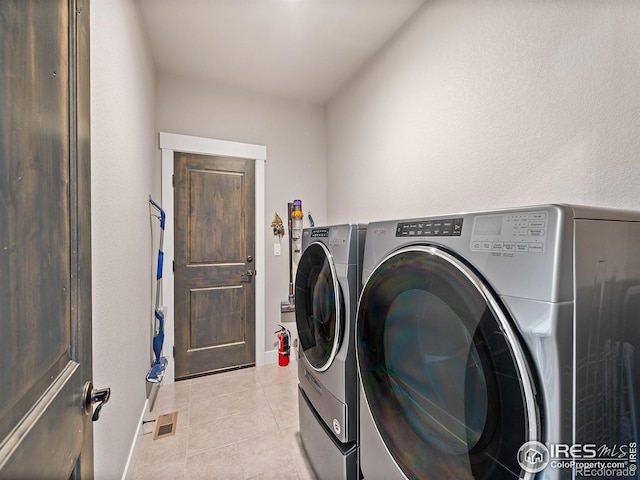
(159, 132, 267, 384)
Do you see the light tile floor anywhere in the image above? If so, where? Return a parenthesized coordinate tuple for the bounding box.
(133, 361, 316, 480)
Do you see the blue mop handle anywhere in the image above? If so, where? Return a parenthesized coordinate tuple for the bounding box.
(153, 309, 165, 362)
(149, 198, 165, 230)
(156, 252, 164, 281)
(149, 198, 166, 281)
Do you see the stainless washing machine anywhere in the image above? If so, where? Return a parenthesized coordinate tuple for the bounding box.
(356, 205, 640, 480)
(296, 224, 366, 480)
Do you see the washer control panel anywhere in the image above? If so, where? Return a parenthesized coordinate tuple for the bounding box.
(396, 218, 464, 237)
(470, 211, 547, 254)
(309, 227, 348, 246)
(310, 228, 329, 238)
(329, 226, 348, 245)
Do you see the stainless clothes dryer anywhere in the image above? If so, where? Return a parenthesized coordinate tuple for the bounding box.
(296, 224, 366, 480)
(356, 205, 640, 480)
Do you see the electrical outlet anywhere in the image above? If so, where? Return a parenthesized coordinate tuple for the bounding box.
(274, 243, 281, 256)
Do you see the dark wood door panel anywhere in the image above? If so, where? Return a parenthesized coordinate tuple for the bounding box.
(181, 265, 252, 284)
(188, 169, 245, 264)
(0, 1, 71, 443)
(189, 286, 246, 348)
(0, 0, 93, 477)
(174, 153, 255, 379)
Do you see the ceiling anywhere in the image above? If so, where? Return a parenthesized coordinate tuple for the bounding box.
(136, 0, 426, 104)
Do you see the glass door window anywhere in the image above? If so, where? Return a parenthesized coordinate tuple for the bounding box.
(357, 246, 541, 479)
(295, 242, 343, 371)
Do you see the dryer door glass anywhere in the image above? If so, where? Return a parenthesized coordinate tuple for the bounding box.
(295, 242, 343, 371)
(357, 246, 541, 480)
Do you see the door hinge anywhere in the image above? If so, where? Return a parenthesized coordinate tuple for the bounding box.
(172, 260, 175, 272)
(172, 174, 175, 187)
(173, 346, 176, 358)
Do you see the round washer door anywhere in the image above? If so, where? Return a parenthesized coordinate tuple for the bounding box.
(357, 246, 542, 480)
(295, 242, 344, 372)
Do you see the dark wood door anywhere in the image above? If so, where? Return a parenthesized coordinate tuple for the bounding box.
(174, 153, 256, 379)
(0, 0, 93, 478)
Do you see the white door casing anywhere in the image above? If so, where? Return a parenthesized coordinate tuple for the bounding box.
(159, 132, 267, 384)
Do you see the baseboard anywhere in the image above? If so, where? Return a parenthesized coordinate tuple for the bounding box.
(264, 349, 278, 365)
(121, 398, 149, 480)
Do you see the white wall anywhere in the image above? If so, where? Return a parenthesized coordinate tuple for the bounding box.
(327, 0, 640, 223)
(91, 0, 158, 477)
(157, 72, 327, 357)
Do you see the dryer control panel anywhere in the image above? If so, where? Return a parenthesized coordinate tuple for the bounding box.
(310, 228, 329, 238)
(470, 211, 547, 254)
(309, 226, 349, 246)
(396, 218, 464, 237)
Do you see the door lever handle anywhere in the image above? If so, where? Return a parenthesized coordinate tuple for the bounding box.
(83, 382, 111, 422)
(240, 269, 255, 283)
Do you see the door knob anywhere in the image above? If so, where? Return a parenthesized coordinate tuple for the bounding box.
(240, 269, 255, 283)
(83, 381, 111, 422)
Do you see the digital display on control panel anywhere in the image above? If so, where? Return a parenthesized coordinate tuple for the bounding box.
(310, 228, 329, 238)
(470, 211, 547, 254)
(329, 226, 348, 245)
(473, 215, 503, 236)
(396, 218, 463, 237)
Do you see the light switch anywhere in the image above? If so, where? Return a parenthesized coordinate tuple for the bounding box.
(274, 243, 281, 256)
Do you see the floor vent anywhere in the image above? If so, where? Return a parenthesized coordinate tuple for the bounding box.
(153, 411, 178, 440)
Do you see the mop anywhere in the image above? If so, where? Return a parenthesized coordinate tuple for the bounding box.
(147, 197, 169, 383)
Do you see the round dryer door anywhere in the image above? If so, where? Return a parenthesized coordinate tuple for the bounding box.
(295, 242, 344, 372)
(357, 246, 542, 480)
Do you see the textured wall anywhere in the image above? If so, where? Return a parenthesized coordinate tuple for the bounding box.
(90, 0, 158, 477)
(156, 72, 327, 355)
(327, 0, 640, 223)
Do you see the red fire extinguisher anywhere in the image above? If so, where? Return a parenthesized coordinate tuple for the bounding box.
(276, 325, 291, 367)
